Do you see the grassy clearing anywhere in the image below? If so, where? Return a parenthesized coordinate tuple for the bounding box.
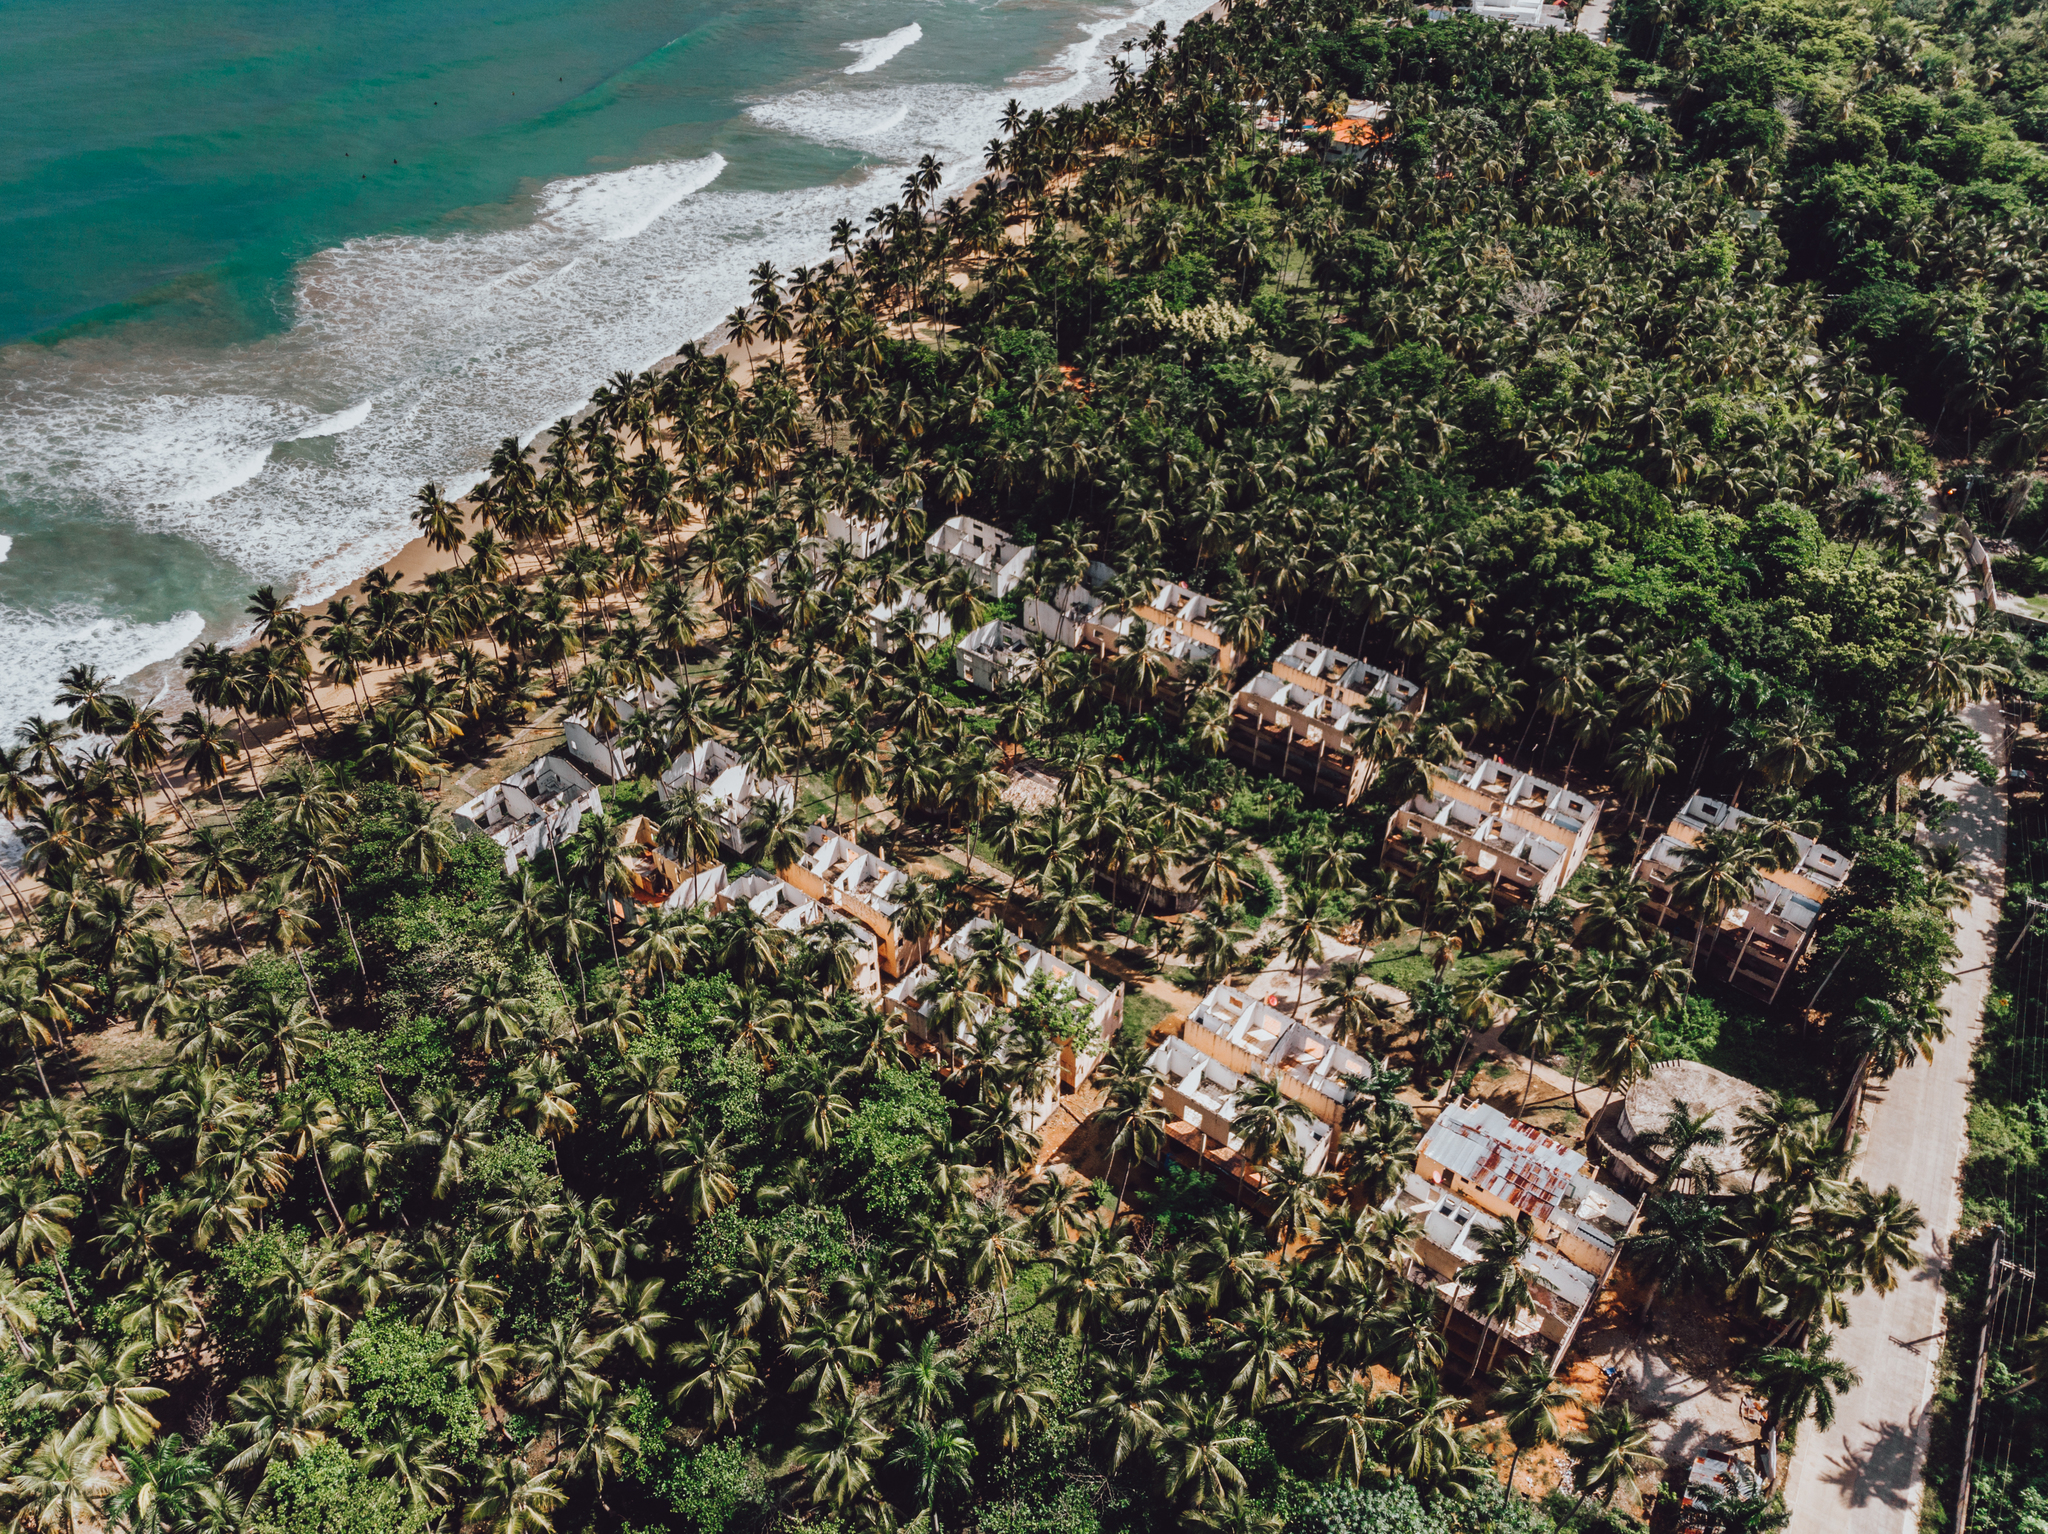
(1124, 992, 1177, 1038)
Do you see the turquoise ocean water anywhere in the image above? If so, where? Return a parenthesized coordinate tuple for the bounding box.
(0, 0, 1207, 739)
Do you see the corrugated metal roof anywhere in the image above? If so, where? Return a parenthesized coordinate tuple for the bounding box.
(1420, 1101, 1587, 1224)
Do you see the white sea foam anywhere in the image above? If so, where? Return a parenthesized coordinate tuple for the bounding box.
(288, 398, 374, 439)
(0, 604, 204, 737)
(537, 154, 726, 242)
(0, 536, 11, 565)
(842, 22, 922, 74)
(752, 0, 1215, 169)
(0, 0, 1212, 736)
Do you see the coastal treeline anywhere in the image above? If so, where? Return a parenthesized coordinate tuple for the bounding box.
(0, 0, 2042, 1528)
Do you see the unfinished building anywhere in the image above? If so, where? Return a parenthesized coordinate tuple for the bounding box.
(452, 755, 601, 875)
(1270, 636, 1424, 716)
(1394, 1099, 1636, 1372)
(610, 814, 728, 916)
(1143, 984, 1375, 1192)
(1630, 794, 1854, 1004)
(656, 739, 796, 856)
(1229, 636, 1423, 806)
(1024, 565, 1238, 683)
(780, 825, 932, 983)
(745, 540, 951, 654)
(717, 870, 882, 998)
(885, 918, 1123, 1132)
(824, 504, 896, 560)
(564, 679, 670, 781)
(953, 620, 1040, 693)
(1384, 752, 1603, 902)
(925, 516, 1034, 598)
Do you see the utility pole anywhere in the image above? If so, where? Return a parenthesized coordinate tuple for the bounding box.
(1955, 1228, 2035, 1532)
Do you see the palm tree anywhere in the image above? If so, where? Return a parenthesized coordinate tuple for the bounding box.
(454, 972, 533, 1057)
(1746, 1328, 1860, 1443)
(1, 1419, 120, 1534)
(1378, 1374, 1481, 1496)
(1836, 996, 1949, 1133)
(788, 1400, 886, 1512)
(1627, 1193, 1730, 1325)
(1278, 888, 1338, 1011)
(1035, 865, 1110, 958)
(666, 1321, 761, 1431)
(1158, 1392, 1251, 1516)
(1304, 1373, 1390, 1484)
(19, 1337, 168, 1447)
(1639, 1097, 1728, 1194)
(464, 1458, 568, 1534)
(888, 1417, 975, 1534)
(1832, 1181, 1923, 1295)
(1733, 1091, 1821, 1194)
(661, 1128, 738, 1223)
(1669, 828, 1765, 970)
(1179, 904, 1249, 986)
(1493, 1356, 1578, 1493)
(107, 1434, 206, 1534)
(1262, 1146, 1329, 1247)
(1092, 1060, 1169, 1220)
(106, 811, 204, 971)
(1314, 959, 1400, 1055)
(413, 482, 466, 553)
(0, 1176, 81, 1314)
(1462, 1218, 1536, 1376)
(1228, 1074, 1309, 1201)
(1570, 1400, 1662, 1508)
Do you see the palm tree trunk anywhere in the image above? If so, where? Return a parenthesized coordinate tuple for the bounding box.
(295, 951, 327, 1020)
(0, 865, 33, 926)
(155, 768, 199, 835)
(219, 898, 250, 959)
(331, 895, 366, 976)
(234, 712, 271, 798)
(154, 876, 206, 973)
(312, 1147, 347, 1233)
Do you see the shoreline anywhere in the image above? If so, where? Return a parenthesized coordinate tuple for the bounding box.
(51, 0, 1230, 736)
(279, 0, 1236, 635)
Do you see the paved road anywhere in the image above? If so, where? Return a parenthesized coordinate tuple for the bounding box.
(1785, 700, 2004, 1533)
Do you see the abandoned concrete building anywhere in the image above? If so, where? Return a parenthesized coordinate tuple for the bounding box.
(452, 755, 602, 875)
(884, 919, 1123, 1133)
(1384, 752, 1604, 902)
(780, 825, 933, 984)
(925, 516, 1034, 598)
(1396, 1099, 1636, 1372)
(1144, 984, 1375, 1191)
(1631, 793, 1854, 1003)
(656, 739, 796, 856)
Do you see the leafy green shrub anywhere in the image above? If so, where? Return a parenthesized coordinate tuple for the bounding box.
(643, 976, 737, 1061)
(1288, 1481, 1447, 1534)
(625, 1421, 771, 1534)
(1137, 1160, 1232, 1241)
(1993, 553, 2048, 597)
(832, 1067, 951, 1227)
(208, 1228, 304, 1366)
(340, 1314, 485, 1457)
(258, 1439, 425, 1534)
(1654, 995, 1724, 1062)
(978, 1484, 1103, 1534)
(675, 1203, 854, 1312)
